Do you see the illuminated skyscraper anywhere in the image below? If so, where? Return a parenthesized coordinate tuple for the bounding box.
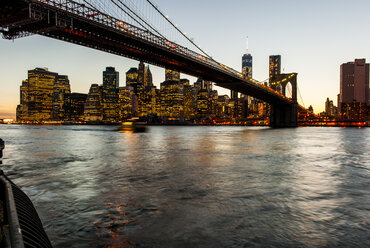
(144, 65, 153, 87)
(269, 55, 281, 89)
(339, 59, 369, 120)
(126, 62, 154, 117)
(184, 85, 197, 118)
(138, 61, 145, 86)
(126, 67, 139, 93)
(64, 93, 87, 121)
(325, 97, 336, 117)
(215, 95, 229, 118)
(84, 84, 103, 122)
(118, 86, 136, 120)
(102, 67, 119, 121)
(165, 69, 180, 82)
(242, 38, 252, 78)
(160, 80, 184, 117)
(16, 67, 58, 122)
(197, 89, 209, 118)
(52, 75, 71, 120)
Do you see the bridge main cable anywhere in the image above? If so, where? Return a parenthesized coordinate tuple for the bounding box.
(110, 0, 166, 39)
(145, 0, 214, 61)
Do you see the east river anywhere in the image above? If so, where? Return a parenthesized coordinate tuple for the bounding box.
(0, 125, 369, 247)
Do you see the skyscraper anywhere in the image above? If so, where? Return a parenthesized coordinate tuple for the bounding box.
(197, 90, 209, 118)
(160, 80, 184, 117)
(84, 84, 103, 122)
(16, 68, 58, 122)
(144, 65, 153, 87)
(52, 75, 71, 120)
(118, 86, 136, 120)
(102, 67, 119, 121)
(242, 38, 253, 78)
(269, 55, 281, 89)
(325, 97, 336, 118)
(165, 69, 180, 82)
(64, 93, 87, 121)
(338, 59, 369, 120)
(126, 67, 139, 93)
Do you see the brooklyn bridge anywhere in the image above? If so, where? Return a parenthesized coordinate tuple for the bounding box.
(0, 0, 308, 127)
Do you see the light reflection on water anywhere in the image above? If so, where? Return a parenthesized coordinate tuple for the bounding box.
(0, 125, 369, 247)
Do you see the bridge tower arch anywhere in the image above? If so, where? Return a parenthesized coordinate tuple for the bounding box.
(270, 73, 298, 128)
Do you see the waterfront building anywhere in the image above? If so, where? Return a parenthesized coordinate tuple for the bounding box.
(215, 95, 230, 118)
(269, 55, 281, 89)
(194, 78, 202, 91)
(325, 97, 337, 118)
(52, 75, 71, 120)
(160, 80, 184, 117)
(16, 80, 29, 122)
(138, 61, 153, 86)
(102, 67, 119, 121)
(230, 90, 238, 99)
(183, 85, 197, 118)
(16, 67, 58, 122)
(196, 89, 209, 118)
(165, 69, 180, 82)
(126, 67, 139, 93)
(338, 59, 369, 120)
(138, 61, 145, 86)
(126, 62, 154, 117)
(64, 93, 87, 121)
(153, 88, 161, 116)
(228, 98, 248, 119)
(138, 86, 157, 116)
(84, 84, 103, 122)
(118, 86, 136, 120)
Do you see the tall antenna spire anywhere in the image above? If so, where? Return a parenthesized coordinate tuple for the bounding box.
(246, 36, 249, 54)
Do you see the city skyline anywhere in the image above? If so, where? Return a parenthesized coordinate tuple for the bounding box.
(1, 0, 370, 118)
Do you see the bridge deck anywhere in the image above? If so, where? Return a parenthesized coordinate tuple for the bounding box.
(1, 0, 293, 105)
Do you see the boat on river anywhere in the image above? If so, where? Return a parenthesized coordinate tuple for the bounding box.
(117, 118, 147, 133)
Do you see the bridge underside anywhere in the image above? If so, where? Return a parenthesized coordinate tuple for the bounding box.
(0, 0, 298, 127)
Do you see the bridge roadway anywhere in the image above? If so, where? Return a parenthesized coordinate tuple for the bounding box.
(0, 0, 298, 127)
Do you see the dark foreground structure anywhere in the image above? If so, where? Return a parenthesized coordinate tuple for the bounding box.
(0, 139, 52, 248)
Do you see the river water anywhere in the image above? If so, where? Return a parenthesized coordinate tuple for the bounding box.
(0, 125, 369, 247)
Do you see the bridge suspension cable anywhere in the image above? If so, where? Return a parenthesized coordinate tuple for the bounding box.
(297, 85, 305, 108)
(110, 0, 166, 39)
(145, 0, 214, 61)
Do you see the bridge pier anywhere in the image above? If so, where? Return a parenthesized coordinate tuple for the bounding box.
(270, 103, 298, 128)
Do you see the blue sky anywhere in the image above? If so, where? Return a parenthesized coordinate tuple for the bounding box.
(1, 0, 370, 118)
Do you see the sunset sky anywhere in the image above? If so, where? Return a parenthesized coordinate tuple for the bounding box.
(1, 0, 370, 118)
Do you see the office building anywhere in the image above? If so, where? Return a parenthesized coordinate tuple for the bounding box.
(16, 68, 58, 122)
(160, 80, 184, 117)
(118, 86, 136, 120)
(64, 93, 87, 121)
(52, 75, 71, 120)
(102, 67, 119, 121)
(338, 59, 369, 120)
(242, 38, 252, 78)
(325, 97, 336, 118)
(84, 84, 103, 122)
(269, 55, 281, 89)
(165, 69, 180, 82)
